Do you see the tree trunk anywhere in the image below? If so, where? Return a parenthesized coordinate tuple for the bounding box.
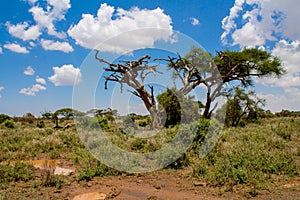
(203, 97, 212, 119)
(149, 108, 161, 129)
(53, 116, 62, 129)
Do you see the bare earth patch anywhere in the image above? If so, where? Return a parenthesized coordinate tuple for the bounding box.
(3, 167, 299, 200)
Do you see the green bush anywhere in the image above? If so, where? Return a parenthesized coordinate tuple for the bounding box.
(130, 138, 147, 151)
(98, 117, 110, 130)
(0, 162, 35, 187)
(2, 119, 15, 129)
(36, 120, 45, 128)
(77, 161, 121, 181)
(0, 114, 11, 124)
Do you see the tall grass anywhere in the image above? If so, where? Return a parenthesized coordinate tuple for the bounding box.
(192, 117, 300, 188)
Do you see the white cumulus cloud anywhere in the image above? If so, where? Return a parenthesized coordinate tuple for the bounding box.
(221, 0, 300, 48)
(7, 0, 71, 41)
(40, 39, 73, 52)
(259, 40, 300, 88)
(48, 64, 82, 86)
(6, 22, 41, 41)
(36, 76, 46, 85)
(29, 0, 71, 39)
(222, 0, 300, 112)
(25, 0, 38, 4)
(19, 84, 46, 96)
(4, 43, 29, 54)
(258, 87, 300, 113)
(0, 47, 2, 54)
(68, 3, 174, 53)
(190, 17, 200, 26)
(24, 66, 35, 76)
(0, 86, 4, 98)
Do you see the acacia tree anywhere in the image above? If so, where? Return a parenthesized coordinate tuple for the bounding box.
(164, 47, 285, 119)
(95, 50, 162, 129)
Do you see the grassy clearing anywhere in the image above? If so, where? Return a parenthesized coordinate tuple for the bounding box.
(0, 116, 299, 196)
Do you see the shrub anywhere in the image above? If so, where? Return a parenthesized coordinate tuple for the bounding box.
(0, 114, 10, 124)
(98, 117, 110, 130)
(77, 161, 121, 181)
(2, 119, 15, 129)
(36, 120, 45, 128)
(0, 162, 35, 187)
(130, 138, 147, 151)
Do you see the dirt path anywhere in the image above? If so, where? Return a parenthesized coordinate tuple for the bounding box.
(64, 168, 300, 200)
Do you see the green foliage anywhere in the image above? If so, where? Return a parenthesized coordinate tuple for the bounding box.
(2, 119, 15, 129)
(40, 111, 53, 119)
(214, 48, 285, 87)
(166, 153, 190, 169)
(180, 47, 285, 119)
(130, 138, 147, 151)
(98, 117, 110, 130)
(275, 109, 300, 117)
(54, 108, 84, 119)
(216, 87, 265, 127)
(184, 46, 213, 75)
(77, 161, 121, 181)
(36, 120, 45, 128)
(0, 114, 11, 124)
(157, 88, 199, 127)
(0, 162, 35, 188)
(192, 120, 299, 188)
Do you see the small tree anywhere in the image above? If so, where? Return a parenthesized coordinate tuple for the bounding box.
(41, 111, 53, 120)
(157, 88, 199, 127)
(217, 87, 265, 127)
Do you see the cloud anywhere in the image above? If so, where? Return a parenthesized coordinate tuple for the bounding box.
(221, 0, 300, 48)
(258, 87, 300, 112)
(4, 43, 29, 54)
(29, 0, 71, 39)
(231, 22, 266, 48)
(40, 39, 73, 52)
(48, 64, 82, 86)
(221, 0, 245, 44)
(19, 84, 46, 96)
(25, 0, 38, 4)
(36, 76, 46, 85)
(220, 0, 300, 113)
(190, 17, 200, 26)
(6, 22, 41, 41)
(0, 47, 2, 54)
(68, 3, 174, 53)
(0, 86, 4, 98)
(7, 0, 71, 41)
(24, 66, 35, 76)
(258, 40, 300, 88)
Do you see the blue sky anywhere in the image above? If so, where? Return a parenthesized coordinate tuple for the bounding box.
(0, 0, 299, 116)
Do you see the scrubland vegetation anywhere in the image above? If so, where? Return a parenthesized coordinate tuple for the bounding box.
(0, 111, 299, 199)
